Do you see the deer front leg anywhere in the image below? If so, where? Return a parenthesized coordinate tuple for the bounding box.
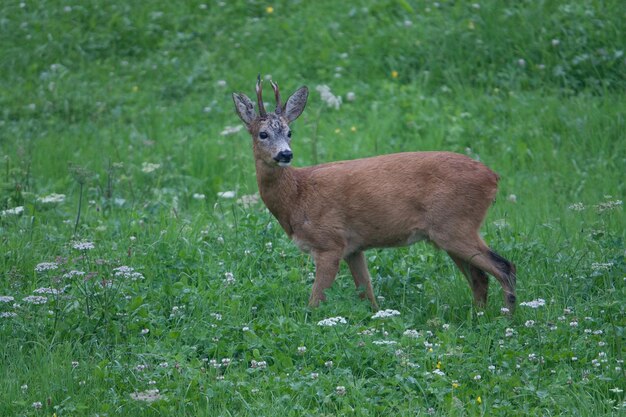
(308, 251, 341, 307)
(345, 251, 379, 310)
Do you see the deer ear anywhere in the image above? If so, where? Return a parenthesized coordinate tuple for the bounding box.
(232, 93, 256, 127)
(284, 86, 308, 123)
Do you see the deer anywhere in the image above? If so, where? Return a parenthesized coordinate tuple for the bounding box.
(232, 76, 517, 313)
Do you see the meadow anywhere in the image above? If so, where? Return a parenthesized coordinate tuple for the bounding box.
(1, 0, 624, 415)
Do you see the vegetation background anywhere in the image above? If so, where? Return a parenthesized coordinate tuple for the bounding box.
(1, 0, 624, 415)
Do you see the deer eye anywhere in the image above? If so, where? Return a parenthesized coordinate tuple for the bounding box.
(287, 130, 292, 138)
(259, 132, 269, 140)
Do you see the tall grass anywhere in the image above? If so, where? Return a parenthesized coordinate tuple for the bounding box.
(1, 1, 624, 416)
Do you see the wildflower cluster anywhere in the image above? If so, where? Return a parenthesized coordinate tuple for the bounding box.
(371, 309, 401, 319)
(35, 262, 59, 272)
(317, 316, 347, 326)
(519, 298, 546, 308)
(113, 266, 144, 281)
(316, 85, 342, 110)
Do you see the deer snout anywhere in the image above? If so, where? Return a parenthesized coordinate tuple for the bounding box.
(274, 150, 293, 166)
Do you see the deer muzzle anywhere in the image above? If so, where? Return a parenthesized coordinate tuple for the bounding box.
(274, 150, 293, 167)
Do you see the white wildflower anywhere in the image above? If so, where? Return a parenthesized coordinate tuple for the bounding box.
(345, 92, 356, 102)
(23, 295, 48, 305)
(524, 320, 535, 328)
(217, 191, 236, 199)
(373, 340, 397, 345)
(113, 266, 144, 281)
(0, 296, 15, 303)
(316, 85, 342, 110)
(33, 287, 61, 295)
(501, 307, 510, 314)
(507, 194, 517, 203)
(568, 202, 585, 211)
(297, 346, 307, 354)
(35, 262, 58, 272)
(220, 125, 243, 136)
(519, 298, 546, 308)
(403, 329, 420, 338)
(1, 312, 17, 318)
(311, 372, 319, 379)
(63, 270, 85, 279)
(237, 193, 260, 207)
(325, 361, 333, 368)
(38, 193, 65, 204)
(335, 386, 347, 396)
(251, 360, 267, 369)
(216, 80, 227, 87)
(432, 369, 445, 376)
(1, 206, 24, 216)
(371, 309, 401, 319)
(570, 321, 579, 327)
(591, 262, 613, 271)
(192, 193, 206, 200)
(72, 241, 95, 251)
(141, 162, 161, 173)
(595, 199, 622, 212)
(474, 374, 482, 380)
(130, 389, 162, 403)
(32, 402, 42, 409)
(141, 328, 149, 335)
(317, 316, 347, 326)
(224, 272, 235, 284)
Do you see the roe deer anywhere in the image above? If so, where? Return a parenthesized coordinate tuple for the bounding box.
(232, 76, 517, 312)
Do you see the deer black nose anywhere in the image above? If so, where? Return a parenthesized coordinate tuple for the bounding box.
(274, 150, 293, 163)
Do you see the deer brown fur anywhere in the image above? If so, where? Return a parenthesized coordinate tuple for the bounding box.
(232, 77, 517, 312)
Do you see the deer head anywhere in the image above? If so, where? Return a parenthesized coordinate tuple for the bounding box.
(232, 76, 309, 167)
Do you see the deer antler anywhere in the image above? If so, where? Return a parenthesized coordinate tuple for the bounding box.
(270, 80, 282, 115)
(256, 74, 267, 117)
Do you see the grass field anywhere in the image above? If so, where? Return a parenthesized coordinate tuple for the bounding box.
(1, 0, 625, 415)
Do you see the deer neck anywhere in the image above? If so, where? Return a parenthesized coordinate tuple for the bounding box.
(254, 159, 299, 235)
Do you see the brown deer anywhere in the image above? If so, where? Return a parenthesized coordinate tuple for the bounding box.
(232, 77, 517, 312)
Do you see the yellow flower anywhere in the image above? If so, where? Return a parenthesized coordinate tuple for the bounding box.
(334, 128, 341, 134)
(452, 382, 459, 389)
(266, 6, 274, 14)
(391, 70, 399, 78)
(436, 361, 441, 369)
(468, 20, 475, 30)
(132, 85, 139, 93)
(477, 396, 482, 404)
(350, 126, 357, 132)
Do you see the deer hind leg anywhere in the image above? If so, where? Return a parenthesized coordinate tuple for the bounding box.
(345, 251, 379, 310)
(308, 251, 342, 308)
(449, 254, 489, 307)
(439, 234, 516, 312)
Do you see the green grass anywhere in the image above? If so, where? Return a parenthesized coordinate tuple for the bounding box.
(1, 0, 625, 415)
